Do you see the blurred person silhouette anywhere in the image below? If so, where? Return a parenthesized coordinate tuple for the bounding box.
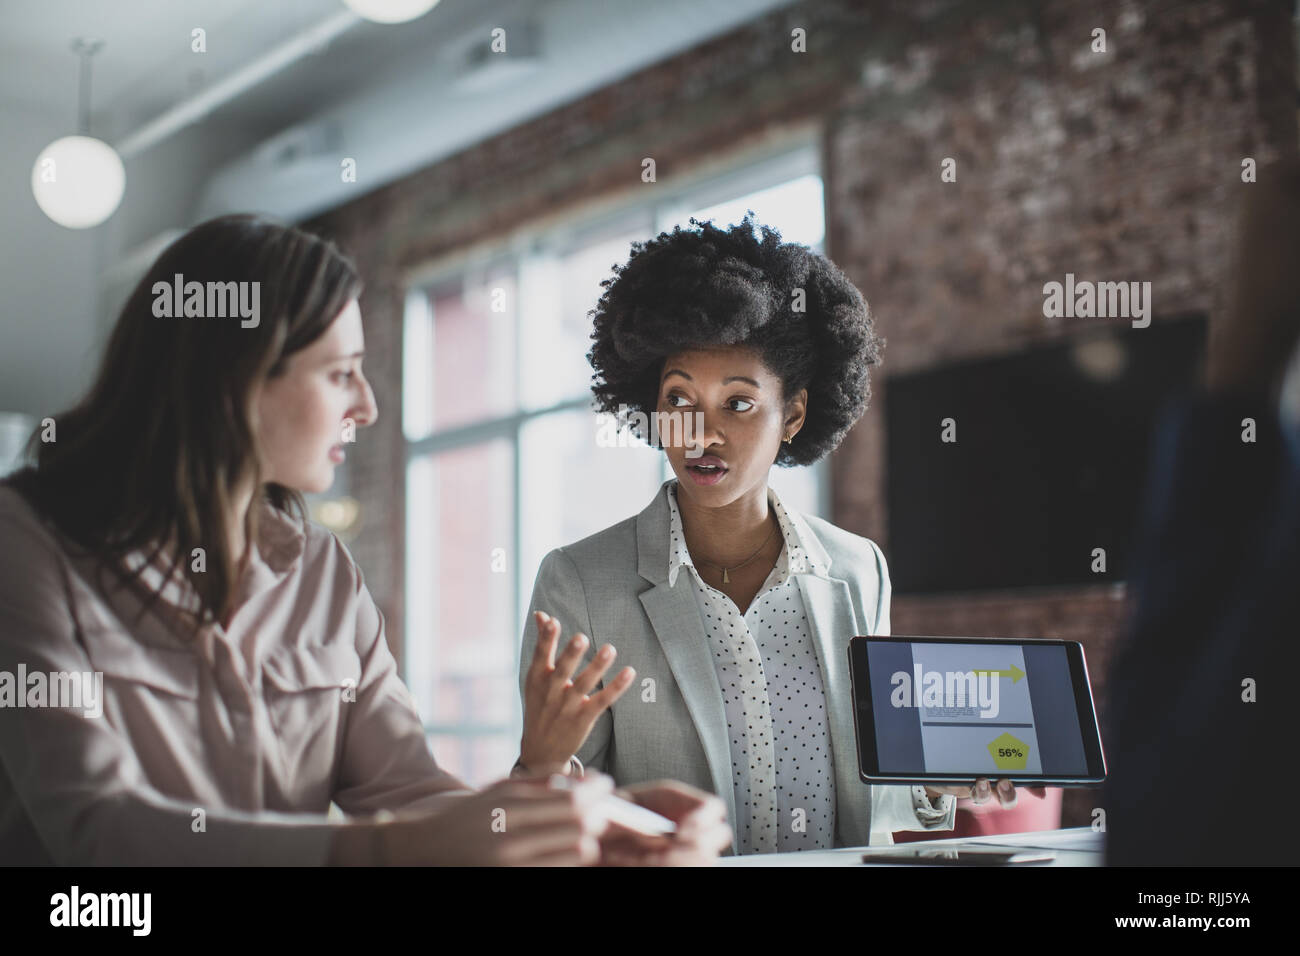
(1103, 158, 1300, 866)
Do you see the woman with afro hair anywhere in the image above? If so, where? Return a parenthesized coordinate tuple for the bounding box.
(514, 214, 1029, 857)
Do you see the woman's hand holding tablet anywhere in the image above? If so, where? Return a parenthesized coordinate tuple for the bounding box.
(924, 779, 1048, 809)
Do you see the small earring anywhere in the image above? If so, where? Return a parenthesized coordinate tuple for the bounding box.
(783, 434, 793, 444)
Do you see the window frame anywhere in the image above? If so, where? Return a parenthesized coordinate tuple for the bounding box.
(401, 131, 830, 760)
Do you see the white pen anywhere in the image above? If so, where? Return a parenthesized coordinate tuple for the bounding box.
(548, 773, 678, 836)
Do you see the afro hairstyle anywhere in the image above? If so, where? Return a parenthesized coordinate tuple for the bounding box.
(586, 212, 883, 466)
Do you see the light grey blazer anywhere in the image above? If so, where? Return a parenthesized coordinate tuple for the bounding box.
(518, 479, 956, 852)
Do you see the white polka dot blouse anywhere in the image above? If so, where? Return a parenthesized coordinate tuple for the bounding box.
(667, 480, 836, 855)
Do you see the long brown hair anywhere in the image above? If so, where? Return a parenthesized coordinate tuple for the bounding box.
(4, 214, 362, 630)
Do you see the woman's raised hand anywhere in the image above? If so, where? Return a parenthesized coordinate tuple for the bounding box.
(518, 610, 636, 776)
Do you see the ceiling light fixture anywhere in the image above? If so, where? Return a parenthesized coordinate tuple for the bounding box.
(30, 39, 125, 230)
(341, 0, 442, 24)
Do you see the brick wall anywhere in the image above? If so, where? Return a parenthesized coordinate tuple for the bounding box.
(824, 0, 1296, 826)
(307, 0, 1297, 828)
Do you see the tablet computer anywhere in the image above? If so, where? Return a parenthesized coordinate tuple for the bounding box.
(848, 636, 1106, 786)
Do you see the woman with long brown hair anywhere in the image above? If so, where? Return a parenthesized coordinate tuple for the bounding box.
(0, 214, 728, 865)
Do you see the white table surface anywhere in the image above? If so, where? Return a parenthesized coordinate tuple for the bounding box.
(718, 826, 1104, 866)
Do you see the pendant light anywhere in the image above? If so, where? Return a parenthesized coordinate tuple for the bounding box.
(341, 0, 441, 24)
(31, 39, 125, 230)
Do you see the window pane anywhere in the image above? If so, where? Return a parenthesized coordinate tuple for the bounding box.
(406, 440, 517, 760)
(518, 407, 665, 623)
(403, 160, 834, 789)
(519, 227, 648, 410)
(689, 174, 825, 249)
(406, 268, 517, 437)
(427, 732, 518, 789)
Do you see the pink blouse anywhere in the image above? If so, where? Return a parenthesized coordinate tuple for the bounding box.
(0, 485, 466, 865)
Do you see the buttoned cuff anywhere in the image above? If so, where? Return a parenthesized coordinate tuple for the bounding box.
(510, 755, 583, 778)
(910, 786, 954, 824)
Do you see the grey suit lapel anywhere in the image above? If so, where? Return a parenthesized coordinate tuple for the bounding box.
(795, 571, 874, 848)
(635, 483, 738, 845)
(632, 483, 877, 851)
(784, 508, 876, 847)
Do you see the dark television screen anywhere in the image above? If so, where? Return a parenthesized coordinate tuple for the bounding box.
(884, 316, 1206, 594)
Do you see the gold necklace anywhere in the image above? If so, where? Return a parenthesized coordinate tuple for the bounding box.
(696, 523, 780, 584)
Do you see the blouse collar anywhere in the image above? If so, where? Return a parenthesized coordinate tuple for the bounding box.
(665, 478, 824, 588)
(118, 498, 306, 617)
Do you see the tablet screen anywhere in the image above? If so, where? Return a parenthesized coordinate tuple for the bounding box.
(860, 639, 1094, 778)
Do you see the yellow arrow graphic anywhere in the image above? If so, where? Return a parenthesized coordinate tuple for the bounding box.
(970, 665, 1025, 684)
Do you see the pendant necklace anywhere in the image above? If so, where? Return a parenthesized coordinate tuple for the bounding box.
(697, 523, 779, 584)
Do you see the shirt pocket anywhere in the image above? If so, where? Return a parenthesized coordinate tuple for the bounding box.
(260, 643, 363, 765)
(82, 627, 200, 700)
(79, 630, 201, 752)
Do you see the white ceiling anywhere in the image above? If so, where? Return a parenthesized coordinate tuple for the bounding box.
(2, 0, 534, 139)
(3, 0, 800, 234)
(0, 0, 800, 419)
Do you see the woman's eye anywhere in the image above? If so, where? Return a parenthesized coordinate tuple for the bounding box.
(728, 398, 755, 412)
(665, 393, 690, 408)
(332, 370, 356, 384)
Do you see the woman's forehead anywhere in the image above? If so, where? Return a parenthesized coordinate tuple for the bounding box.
(661, 345, 773, 382)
